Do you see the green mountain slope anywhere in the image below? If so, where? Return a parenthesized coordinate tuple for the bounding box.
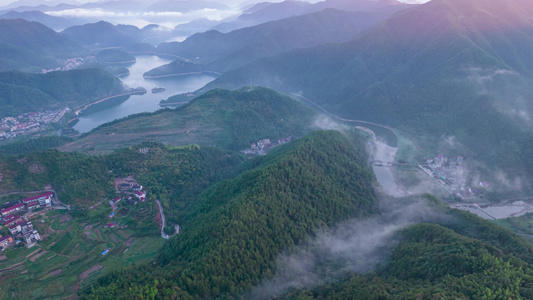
(206, 0, 533, 180)
(0, 68, 126, 117)
(60, 21, 140, 49)
(60, 87, 316, 154)
(285, 211, 533, 299)
(0, 19, 88, 72)
(80, 130, 376, 299)
(153, 7, 407, 74)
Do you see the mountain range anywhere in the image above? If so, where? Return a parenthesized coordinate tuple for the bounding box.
(152, 6, 409, 74)
(0, 10, 74, 30)
(60, 87, 316, 154)
(204, 0, 533, 181)
(3, 0, 533, 299)
(0, 18, 87, 72)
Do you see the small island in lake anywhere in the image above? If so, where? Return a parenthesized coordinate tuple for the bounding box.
(151, 87, 166, 94)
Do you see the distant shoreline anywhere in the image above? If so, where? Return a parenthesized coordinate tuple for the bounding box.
(66, 88, 147, 127)
(143, 70, 221, 79)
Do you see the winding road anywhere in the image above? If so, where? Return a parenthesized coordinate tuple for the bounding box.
(156, 200, 169, 239)
(155, 200, 181, 240)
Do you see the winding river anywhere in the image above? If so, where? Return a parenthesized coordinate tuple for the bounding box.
(73, 55, 217, 133)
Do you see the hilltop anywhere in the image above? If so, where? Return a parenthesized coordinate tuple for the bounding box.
(205, 0, 533, 183)
(60, 87, 317, 154)
(153, 7, 408, 74)
(81, 130, 377, 299)
(0, 18, 87, 72)
(0, 68, 126, 118)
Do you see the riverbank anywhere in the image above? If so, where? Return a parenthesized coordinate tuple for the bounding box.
(143, 70, 222, 79)
(66, 88, 147, 127)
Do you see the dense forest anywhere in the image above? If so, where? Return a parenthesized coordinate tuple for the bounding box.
(74, 131, 533, 300)
(0, 19, 88, 72)
(2, 129, 533, 299)
(0, 69, 125, 117)
(285, 204, 533, 299)
(204, 0, 533, 183)
(62, 87, 317, 153)
(80, 130, 377, 299)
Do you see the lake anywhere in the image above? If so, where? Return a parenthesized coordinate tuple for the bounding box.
(74, 55, 217, 133)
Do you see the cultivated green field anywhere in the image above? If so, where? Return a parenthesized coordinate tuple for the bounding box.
(0, 201, 164, 299)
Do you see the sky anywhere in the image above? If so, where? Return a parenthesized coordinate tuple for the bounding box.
(0, 0, 431, 29)
(0, 0, 431, 8)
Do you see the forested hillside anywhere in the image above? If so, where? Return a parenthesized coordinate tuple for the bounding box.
(0, 18, 87, 72)
(0, 68, 126, 117)
(206, 0, 533, 180)
(0, 142, 243, 209)
(61, 87, 316, 154)
(152, 7, 406, 74)
(285, 205, 533, 299)
(80, 130, 377, 299)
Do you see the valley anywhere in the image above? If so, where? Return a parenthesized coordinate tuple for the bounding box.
(2, 0, 533, 299)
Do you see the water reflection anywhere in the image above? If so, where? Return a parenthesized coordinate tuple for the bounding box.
(74, 55, 216, 133)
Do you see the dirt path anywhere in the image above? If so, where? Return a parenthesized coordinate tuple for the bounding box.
(29, 251, 47, 262)
(80, 264, 103, 280)
(0, 261, 25, 274)
(26, 248, 41, 258)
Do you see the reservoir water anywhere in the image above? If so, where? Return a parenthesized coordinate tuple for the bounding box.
(74, 55, 217, 133)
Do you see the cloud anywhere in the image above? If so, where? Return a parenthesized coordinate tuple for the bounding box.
(247, 198, 445, 299)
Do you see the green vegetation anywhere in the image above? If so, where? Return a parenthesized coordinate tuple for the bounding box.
(0, 69, 125, 118)
(80, 130, 376, 299)
(0, 206, 164, 299)
(0, 137, 72, 155)
(206, 0, 533, 187)
(143, 60, 205, 78)
(0, 19, 87, 72)
(61, 87, 316, 154)
(154, 8, 403, 73)
(495, 212, 533, 236)
(284, 224, 533, 299)
(60, 21, 139, 49)
(0, 150, 115, 205)
(95, 49, 136, 64)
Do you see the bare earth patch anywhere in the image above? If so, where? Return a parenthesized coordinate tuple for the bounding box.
(59, 214, 73, 223)
(28, 163, 46, 174)
(26, 248, 41, 258)
(109, 233, 119, 243)
(49, 269, 62, 277)
(80, 264, 103, 280)
(0, 255, 6, 261)
(29, 251, 47, 262)
(114, 176, 139, 192)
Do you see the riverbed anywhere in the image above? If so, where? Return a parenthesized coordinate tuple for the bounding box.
(73, 55, 217, 133)
(371, 139, 409, 197)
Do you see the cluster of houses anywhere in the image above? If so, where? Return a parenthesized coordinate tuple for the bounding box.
(114, 183, 146, 206)
(419, 154, 490, 198)
(41, 56, 91, 73)
(241, 136, 293, 156)
(0, 193, 52, 250)
(0, 108, 69, 140)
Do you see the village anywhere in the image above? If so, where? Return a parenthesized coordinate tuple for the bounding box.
(0, 107, 69, 140)
(0, 192, 53, 251)
(418, 154, 490, 199)
(0, 179, 150, 254)
(41, 56, 91, 74)
(241, 136, 294, 156)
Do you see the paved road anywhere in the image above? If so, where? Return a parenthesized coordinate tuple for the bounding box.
(0, 190, 68, 208)
(156, 200, 181, 240)
(156, 200, 169, 239)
